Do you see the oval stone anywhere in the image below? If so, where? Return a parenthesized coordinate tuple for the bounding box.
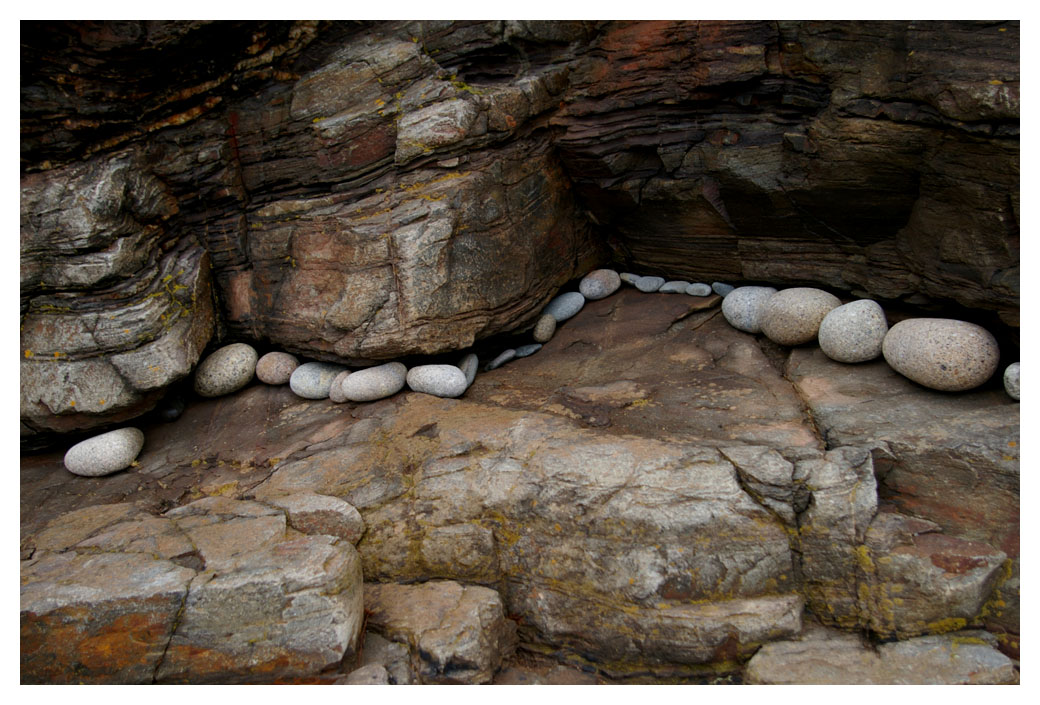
(620, 272, 641, 286)
(882, 318, 1000, 392)
(635, 276, 665, 293)
(64, 427, 145, 477)
(818, 299, 889, 363)
(759, 288, 841, 345)
(485, 349, 517, 371)
(341, 362, 407, 402)
(712, 282, 736, 297)
(406, 365, 469, 398)
(289, 361, 349, 399)
(1004, 362, 1020, 401)
(194, 343, 258, 397)
(533, 313, 557, 343)
(686, 282, 712, 297)
(328, 370, 353, 403)
(579, 269, 621, 300)
(722, 286, 778, 333)
(514, 343, 542, 358)
(256, 351, 300, 385)
(543, 292, 585, 322)
(458, 353, 479, 387)
(659, 280, 690, 294)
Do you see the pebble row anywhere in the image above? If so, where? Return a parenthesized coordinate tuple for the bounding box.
(62, 268, 1019, 477)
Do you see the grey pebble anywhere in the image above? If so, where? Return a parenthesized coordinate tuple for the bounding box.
(759, 287, 841, 346)
(255, 351, 299, 385)
(340, 362, 407, 402)
(328, 370, 353, 403)
(721, 286, 778, 333)
(543, 291, 585, 322)
(458, 353, 479, 387)
(659, 280, 691, 294)
(64, 427, 145, 477)
(194, 343, 258, 397)
(620, 272, 641, 286)
(882, 318, 1000, 392)
(514, 343, 542, 358)
(1004, 362, 1020, 401)
(818, 299, 888, 363)
(579, 269, 621, 300)
(712, 282, 736, 297)
(686, 282, 713, 297)
(486, 349, 517, 371)
(289, 361, 349, 399)
(533, 313, 557, 343)
(635, 276, 665, 293)
(406, 364, 469, 398)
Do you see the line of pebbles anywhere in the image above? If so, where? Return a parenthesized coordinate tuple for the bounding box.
(61, 269, 1020, 477)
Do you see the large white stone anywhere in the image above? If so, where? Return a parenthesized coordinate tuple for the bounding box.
(194, 343, 258, 397)
(64, 427, 145, 477)
(759, 288, 841, 345)
(290, 362, 349, 399)
(882, 318, 1000, 392)
(818, 299, 888, 363)
(340, 362, 407, 402)
(406, 365, 468, 398)
(721, 286, 778, 333)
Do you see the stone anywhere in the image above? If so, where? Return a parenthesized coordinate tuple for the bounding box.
(1004, 362, 1020, 400)
(619, 272, 641, 286)
(342, 663, 390, 684)
(406, 364, 469, 398)
(721, 285, 778, 333)
(63, 427, 145, 477)
(578, 269, 621, 300)
(458, 353, 479, 388)
(514, 343, 542, 358)
(356, 631, 414, 685)
(759, 287, 841, 345)
(255, 351, 300, 385)
(712, 282, 735, 297)
(328, 370, 352, 403)
(289, 361, 348, 399)
(340, 362, 407, 402)
(659, 280, 690, 293)
(817, 299, 889, 363)
(882, 318, 1000, 391)
(634, 275, 665, 293)
(685, 282, 712, 296)
(193, 343, 258, 398)
(543, 291, 586, 322)
(364, 581, 518, 684)
(532, 313, 557, 343)
(266, 492, 365, 544)
(485, 349, 517, 371)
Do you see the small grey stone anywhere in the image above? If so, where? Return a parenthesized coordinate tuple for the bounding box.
(712, 282, 736, 297)
(533, 313, 557, 343)
(543, 291, 585, 322)
(255, 351, 299, 385)
(635, 276, 665, 293)
(328, 370, 353, 403)
(619, 272, 641, 286)
(289, 361, 349, 399)
(578, 269, 621, 300)
(659, 280, 690, 294)
(1004, 362, 1020, 400)
(458, 353, 479, 387)
(818, 299, 888, 363)
(882, 319, 1000, 392)
(722, 286, 778, 333)
(686, 282, 712, 297)
(485, 349, 516, 371)
(64, 427, 145, 477)
(340, 362, 407, 402)
(759, 288, 841, 346)
(342, 663, 390, 685)
(194, 343, 258, 397)
(514, 344, 542, 358)
(406, 364, 469, 398)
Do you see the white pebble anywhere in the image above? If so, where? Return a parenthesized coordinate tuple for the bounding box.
(290, 361, 349, 399)
(406, 365, 469, 398)
(543, 292, 585, 322)
(340, 362, 407, 402)
(818, 300, 888, 363)
(64, 427, 145, 477)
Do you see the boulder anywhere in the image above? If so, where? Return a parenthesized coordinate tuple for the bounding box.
(759, 287, 841, 345)
(882, 318, 1000, 391)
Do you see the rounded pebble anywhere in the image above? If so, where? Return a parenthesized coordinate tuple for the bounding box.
(620, 272, 641, 286)
(64, 427, 145, 477)
(340, 362, 407, 402)
(459, 353, 479, 387)
(635, 276, 665, 293)
(256, 351, 300, 385)
(514, 343, 542, 358)
(818, 299, 888, 363)
(289, 361, 349, 399)
(543, 292, 585, 322)
(328, 370, 353, 403)
(194, 343, 258, 397)
(659, 280, 690, 294)
(882, 318, 1000, 392)
(686, 283, 712, 297)
(406, 364, 469, 398)
(533, 313, 557, 343)
(712, 282, 736, 297)
(486, 349, 517, 371)
(579, 269, 621, 300)
(721, 286, 778, 333)
(759, 288, 841, 345)
(1004, 362, 1020, 401)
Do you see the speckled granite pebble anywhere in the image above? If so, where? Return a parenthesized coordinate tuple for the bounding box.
(635, 276, 665, 293)
(712, 282, 735, 297)
(721, 286, 777, 333)
(64, 427, 145, 477)
(659, 280, 690, 294)
(1004, 362, 1020, 400)
(543, 292, 585, 322)
(459, 353, 479, 387)
(341, 362, 407, 402)
(406, 364, 469, 398)
(514, 343, 542, 358)
(759, 288, 841, 345)
(818, 299, 888, 363)
(533, 313, 557, 343)
(289, 361, 348, 399)
(194, 343, 259, 397)
(486, 349, 517, 371)
(328, 370, 353, 403)
(579, 269, 621, 300)
(686, 283, 712, 297)
(255, 351, 299, 385)
(882, 318, 1000, 392)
